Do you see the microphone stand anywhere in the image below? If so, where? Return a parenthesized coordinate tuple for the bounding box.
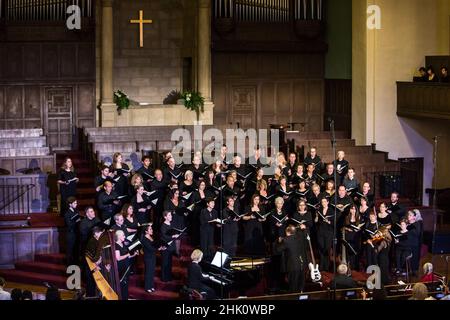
(431, 136, 439, 273)
(330, 119, 338, 300)
(219, 171, 224, 301)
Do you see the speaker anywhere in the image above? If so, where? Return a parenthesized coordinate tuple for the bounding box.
(379, 174, 402, 198)
(432, 232, 450, 254)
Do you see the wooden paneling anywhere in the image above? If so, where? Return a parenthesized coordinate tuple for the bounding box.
(324, 79, 352, 132)
(0, 155, 57, 174)
(5, 86, 22, 119)
(397, 82, 450, 120)
(41, 44, 59, 78)
(0, 228, 60, 269)
(213, 52, 325, 130)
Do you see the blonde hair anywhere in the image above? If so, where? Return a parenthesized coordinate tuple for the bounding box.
(184, 170, 193, 180)
(257, 179, 267, 191)
(112, 152, 123, 168)
(275, 197, 284, 206)
(191, 249, 203, 262)
(411, 283, 428, 300)
(423, 262, 433, 275)
(131, 173, 143, 187)
(114, 230, 125, 242)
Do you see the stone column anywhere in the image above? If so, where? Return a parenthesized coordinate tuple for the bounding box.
(197, 0, 214, 123)
(100, 0, 116, 127)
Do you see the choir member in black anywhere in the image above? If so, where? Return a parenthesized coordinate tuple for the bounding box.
(293, 180, 310, 205)
(150, 169, 168, 224)
(269, 197, 288, 292)
(79, 207, 100, 256)
(257, 179, 272, 207)
(219, 144, 233, 168)
(247, 145, 267, 169)
(164, 157, 183, 184)
(191, 181, 213, 246)
(333, 151, 349, 184)
(131, 184, 152, 224)
(160, 211, 179, 282)
(199, 199, 219, 261)
(110, 213, 129, 237)
(304, 147, 323, 174)
(355, 182, 375, 208)
(268, 166, 282, 193)
(114, 230, 138, 300)
(307, 183, 322, 212)
(187, 249, 217, 299)
(222, 197, 241, 257)
(275, 175, 293, 212)
(289, 164, 305, 188)
(342, 205, 362, 271)
(322, 180, 336, 202)
(205, 169, 220, 196)
(57, 157, 78, 215)
(230, 155, 249, 184)
(407, 210, 422, 276)
(64, 197, 79, 265)
(359, 196, 371, 224)
(315, 197, 335, 272)
(387, 192, 406, 225)
(343, 168, 360, 198)
(136, 155, 154, 189)
(164, 189, 186, 256)
(377, 203, 393, 229)
(122, 204, 139, 235)
(304, 163, 318, 188)
(291, 200, 313, 231)
(274, 225, 308, 293)
(94, 165, 112, 194)
(222, 175, 242, 211)
(110, 152, 131, 201)
(394, 219, 410, 275)
(363, 211, 380, 268)
(97, 181, 121, 222)
(285, 152, 298, 178)
(179, 170, 197, 201)
(321, 164, 336, 188)
(189, 155, 206, 182)
(142, 223, 165, 293)
(242, 195, 266, 256)
(129, 173, 144, 197)
(333, 185, 353, 228)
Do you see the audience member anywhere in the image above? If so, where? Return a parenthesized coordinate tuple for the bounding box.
(440, 66, 449, 83)
(413, 67, 427, 82)
(22, 290, 33, 301)
(10, 288, 23, 301)
(0, 277, 11, 300)
(426, 66, 439, 82)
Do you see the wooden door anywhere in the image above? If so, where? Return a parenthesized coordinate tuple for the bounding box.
(45, 87, 73, 151)
(231, 85, 257, 129)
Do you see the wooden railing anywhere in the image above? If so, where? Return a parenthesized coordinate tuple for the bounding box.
(397, 82, 450, 121)
(0, 0, 93, 21)
(213, 0, 323, 22)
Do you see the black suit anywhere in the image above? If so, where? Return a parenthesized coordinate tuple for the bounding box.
(331, 274, 358, 289)
(187, 262, 216, 299)
(64, 207, 79, 265)
(275, 230, 308, 293)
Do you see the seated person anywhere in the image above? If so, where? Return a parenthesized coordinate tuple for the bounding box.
(330, 264, 359, 289)
(420, 262, 440, 283)
(440, 66, 449, 83)
(187, 249, 216, 300)
(413, 67, 427, 82)
(426, 66, 439, 82)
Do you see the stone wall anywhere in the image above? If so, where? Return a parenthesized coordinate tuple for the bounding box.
(112, 0, 195, 104)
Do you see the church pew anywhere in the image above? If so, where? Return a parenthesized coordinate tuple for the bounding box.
(0, 147, 51, 157)
(0, 129, 43, 138)
(0, 136, 47, 149)
(0, 155, 57, 174)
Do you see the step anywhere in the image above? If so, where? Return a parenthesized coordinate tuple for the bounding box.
(294, 139, 356, 148)
(0, 129, 43, 138)
(35, 253, 66, 265)
(0, 269, 68, 289)
(15, 261, 67, 277)
(286, 131, 349, 141)
(128, 275, 184, 291)
(0, 137, 47, 149)
(0, 147, 50, 157)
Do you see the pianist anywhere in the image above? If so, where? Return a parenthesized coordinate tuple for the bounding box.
(187, 249, 217, 300)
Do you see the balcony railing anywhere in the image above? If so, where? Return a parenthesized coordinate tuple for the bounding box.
(397, 82, 450, 120)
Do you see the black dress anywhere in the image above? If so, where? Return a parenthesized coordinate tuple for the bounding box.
(142, 236, 157, 290)
(243, 206, 266, 256)
(58, 169, 77, 214)
(64, 207, 79, 265)
(131, 194, 152, 225)
(199, 208, 218, 261)
(316, 207, 334, 272)
(116, 242, 130, 300)
(110, 163, 130, 200)
(160, 222, 176, 282)
(222, 207, 239, 257)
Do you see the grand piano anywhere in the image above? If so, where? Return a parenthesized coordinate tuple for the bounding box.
(200, 251, 270, 298)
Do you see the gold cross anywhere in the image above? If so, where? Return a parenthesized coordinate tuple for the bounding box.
(130, 10, 153, 48)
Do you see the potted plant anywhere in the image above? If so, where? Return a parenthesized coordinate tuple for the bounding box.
(114, 90, 130, 115)
(181, 91, 205, 121)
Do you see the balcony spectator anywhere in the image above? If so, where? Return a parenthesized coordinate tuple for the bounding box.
(440, 66, 449, 83)
(426, 66, 439, 82)
(413, 67, 427, 82)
